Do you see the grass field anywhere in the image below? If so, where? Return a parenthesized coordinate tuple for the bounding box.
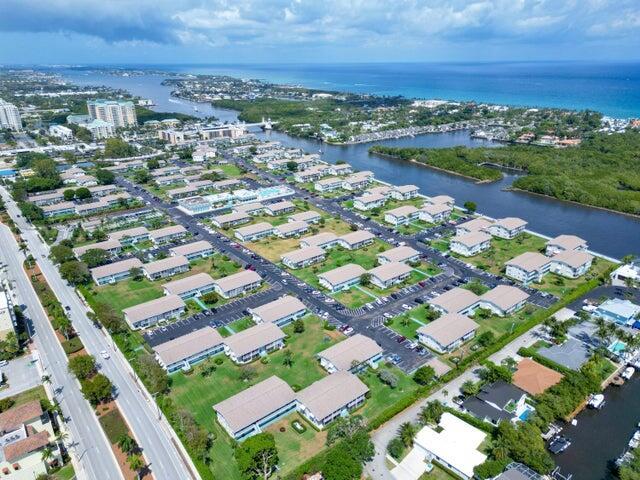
(387, 313, 426, 340)
(533, 257, 613, 297)
(462, 233, 547, 275)
(358, 366, 420, 422)
(220, 316, 255, 337)
(4, 385, 47, 406)
(168, 316, 344, 480)
(53, 463, 76, 480)
(98, 408, 129, 443)
(333, 287, 377, 309)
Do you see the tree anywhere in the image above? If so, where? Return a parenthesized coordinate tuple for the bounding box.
(326, 415, 366, 446)
(63, 189, 76, 201)
(17, 202, 44, 222)
(135, 354, 170, 394)
(387, 437, 405, 459)
(93, 302, 125, 333)
(104, 138, 136, 158)
(239, 366, 257, 382)
(146, 158, 160, 170)
(129, 267, 143, 281)
(201, 291, 220, 304)
(56, 315, 74, 340)
(80, 249, 110, 268)
(59, 260, 90, 285)
(133, 169, 151, 184)
(49, 245, 75, 264)
(322, 443, 362, 480)
(292, 319, 305, 333)
(398, 422, 417, 448)
(68, 354, 97, 380)
(0, 332, 21, 360)
(81, 373, 113, 405)
(479, 361, 513, 384)
(127, 453, 145, 474)
(378, 369, 399, 388)
(413, 365, 435, 385)
(282, 350, 294, 368)
(32, 157, 59, 178)
(476, 331, 496, 347)
(285, 161, 298, 172)
(359, 273, 372, 286)
(95, 169, 115, 185)
(235, 432, 278, 480)
(465, 279, 487, 295)
(418, 401, 443, 425)
(75, 187, 91, 200)
(0, 398, 15, 413)
(491, 421, 554, 474)
(461, 380, 481, 396)
(41, 446, 54, 463)
(463, 201, 477, 213)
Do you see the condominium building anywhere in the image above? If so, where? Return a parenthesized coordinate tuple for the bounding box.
(87, 99, 137, 127)
(0, 98, 22, 131)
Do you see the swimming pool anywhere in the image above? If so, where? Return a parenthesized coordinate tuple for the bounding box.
(609, 340, 626, 354)
(256, 185, 295, 201)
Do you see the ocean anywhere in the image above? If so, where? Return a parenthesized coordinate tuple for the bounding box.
(103, 61, 640, 118)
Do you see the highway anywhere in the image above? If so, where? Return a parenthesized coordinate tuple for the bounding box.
(0, 222, 122, 480)
(0, 188, 199, 480)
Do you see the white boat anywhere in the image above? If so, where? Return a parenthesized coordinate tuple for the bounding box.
(588, 394, 606, 409)
(629, 439, 640, 449)
(622, 367, 635, 380)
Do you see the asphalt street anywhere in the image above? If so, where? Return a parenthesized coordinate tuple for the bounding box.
(0, 188, 198, 480)
(0, 222, 122, 480)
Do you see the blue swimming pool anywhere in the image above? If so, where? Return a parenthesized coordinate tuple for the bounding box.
(609, 340, 626, 354)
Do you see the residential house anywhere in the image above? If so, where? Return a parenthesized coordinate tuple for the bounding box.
(281, 246, 326, 269)
(300, 232, 339, 249)
(235, 222, 275, 242)
(155, 174, 186, 186)
(368, 262, 412, 289)
(337, 230, 375, 250)
(425, 195, 455, 207)
(384, 205, 420, 226)
(505, 252, 551, 284)
(0, 401, 61, 479)
(419, 203, 452, 223)
(213, 376, 297, 440)
(455, 217, 494, 236)
(545, 234, 588, 256)
(353, 193, 386, 211)
(162, 273, 216, 299)
(42, 201, 75, 218)
(108, 226, 150, 246)
(149, 225, 188, 244)
(390, 184, 419, 200)
(211, 211, 251, 228)
(429, 287, 480, 315)
(297, 371, 369, 429)
(289, 210, 322, 224)
(27, 191, 64, 206)
(142, 255, 190, 280)
(154, 326, 224, 373)
(169, 240, 215, 260)
(294, 165, 330, 183)
(212, 270, 262, 299)
(450, 231, 492, 257)
(167, 185, 198, 200)
(317, 334, 383, 373)
(150, 166, 181, 177)
(264, 200, 295, 216)
(234, 202, 264, 216)
(224, 323, 286, 364)
(90, 258, 143, 286)
(342, 171, 373, 190)
(314, 177, 343, 193)
(549, 250, 594, 278)
(328, 163, 353, 175)
(366, 185, 393, 197)
(275, 221, 308, 238)
(72, 239, 122, 259)
(486, 217, 528, 239)
(594, 298, 640, 326)
(377, 246, 420, 265)
(478, 285, 529, 316)
(417, 313, 479, 353)
(462, 381, 530, 425)
(318, 264, 366, 292)
(249, 295, 307, 327)
(123, 294, 186, 329)
(512, 358, 563, 396)
(212, 179, 243, 191)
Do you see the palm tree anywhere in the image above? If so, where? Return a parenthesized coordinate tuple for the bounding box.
(283, 350, 294, 368)
(398, 422, 417, 448)
(127, 454, 145, 476)
(41, 446, 53, 464)
(118, 434, 136, 454)
(55, 431, 69, 445)
(41, 375, 52, 385)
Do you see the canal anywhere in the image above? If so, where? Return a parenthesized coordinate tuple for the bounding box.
(62, 70, 640, 259)
(554, 376, 640, 479)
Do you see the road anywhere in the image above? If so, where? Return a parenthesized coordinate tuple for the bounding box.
(0, 223, 122, 480)
(0, 188, 199, 480)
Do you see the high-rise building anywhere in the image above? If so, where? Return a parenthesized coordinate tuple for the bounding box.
(0, 98, 22, 131)
(87, 99, 137, 128)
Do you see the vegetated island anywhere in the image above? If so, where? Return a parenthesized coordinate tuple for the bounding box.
(369, 130, 640, 216)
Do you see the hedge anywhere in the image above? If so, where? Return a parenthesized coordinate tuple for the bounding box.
(443, 406, 496, 434)
(61, 337, 84, 355)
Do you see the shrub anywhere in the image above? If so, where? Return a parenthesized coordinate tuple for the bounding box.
(387, 437, 404, 459)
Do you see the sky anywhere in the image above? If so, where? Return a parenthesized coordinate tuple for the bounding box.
(1, 0, 639, 65)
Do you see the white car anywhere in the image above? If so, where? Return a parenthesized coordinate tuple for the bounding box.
(100, 350, 110, 360)
(343, 326, 354, 335)
(402, 304, 411, 310)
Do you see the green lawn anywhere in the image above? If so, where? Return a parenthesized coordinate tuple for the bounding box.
(431, 239, 450, 252)
(533, 257, 613, 297)
(333, 287, 376, 309)
(98, 409, 129, 444)
(220, 317, 255, 337)
(168, 316, 344, 480)
(4, 385, 47, 406)
(387, 314, 426, 340)
(54, 463, 76, 480)
(357, 366, 420, 423)
(293, 240, 389, 288)
(462, 233, 547, 275)
(218, 164, 244, 177)
(472, 304, 539, 337)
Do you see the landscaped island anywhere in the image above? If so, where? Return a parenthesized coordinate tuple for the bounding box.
(370, 130, 640, 216)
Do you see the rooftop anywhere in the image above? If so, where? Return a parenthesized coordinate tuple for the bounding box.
(90, 258, 143, 280)
(214, 270, 262, 293)
(225, 322, 286, 357)
(250, 295, 306, 323)
(551, 249, 594, 268)
(430, 287, 480, 313)
(169, 240, 213, 257)
(123, 294, 186, 324)
(546, 234, 587, 251)
(154, 326, 224, 367)
(377, 245, 420, 262)
(480, 285, 529, 311)
(512, 358, 564, 395)
(162, 272, 216, 296)
(318, 334, 382, 371)
(297, 371, 369, 421)
(451, 231, 492, 247)
(318, 263, 366, 286)
(417, 313, 479, 347)
(506, 252, 551, 272)
(339, 230, 375, 245)
(281, 246, 326, 264)
(368, 262, 412, 282)
(143, 255, 189, 275)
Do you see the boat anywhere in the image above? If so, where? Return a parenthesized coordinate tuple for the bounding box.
(629, 438, 639, 449)
(622, 367, 635, 380)
(548, 435, 571, 454)
(588, 394, 606, 410)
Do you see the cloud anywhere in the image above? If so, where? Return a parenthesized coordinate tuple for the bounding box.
(0, 0, 638, 53)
